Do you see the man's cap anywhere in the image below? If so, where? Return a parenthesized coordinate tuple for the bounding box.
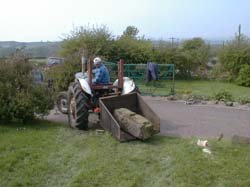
(93, 57, 102, 65)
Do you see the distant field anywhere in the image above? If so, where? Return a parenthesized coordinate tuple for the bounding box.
(29, 58, 47, 65)
(1, 121, 250, 187)
(137, 80, 250, 102)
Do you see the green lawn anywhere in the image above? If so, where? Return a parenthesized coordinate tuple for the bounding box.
(1, 121, 250, 187)
(29, 58, 47, 65)
(137, 80, 250, 102)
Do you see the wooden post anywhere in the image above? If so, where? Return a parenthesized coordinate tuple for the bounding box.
(88, 59, 93, 88)
(118, 59, 124, 91)
(238, 24, 242, 45)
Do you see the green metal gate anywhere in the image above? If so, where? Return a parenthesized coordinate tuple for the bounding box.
(105, 62, 175, 95)
(105, 62, 174, 80)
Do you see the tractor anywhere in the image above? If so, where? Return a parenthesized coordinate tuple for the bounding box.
(67, 58, 138, 130)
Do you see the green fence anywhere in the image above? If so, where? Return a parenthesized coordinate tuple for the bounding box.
(105, 62, 174, 81)
(105, 62, 175, 95)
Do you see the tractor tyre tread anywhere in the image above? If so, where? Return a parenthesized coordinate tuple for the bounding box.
(68, 82, 90, 130)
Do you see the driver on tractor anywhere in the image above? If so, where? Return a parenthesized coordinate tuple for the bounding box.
(92, 57, 110, 84)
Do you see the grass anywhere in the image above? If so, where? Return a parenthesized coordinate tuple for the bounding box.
(29, 58, 47, 65)
(1, 121, 250, 187)
(137, 80, 250, 102)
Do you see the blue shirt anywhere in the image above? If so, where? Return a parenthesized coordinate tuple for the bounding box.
(92, 64, 110, 84)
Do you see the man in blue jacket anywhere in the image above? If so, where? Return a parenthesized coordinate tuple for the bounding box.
(92, 57, 110, 84)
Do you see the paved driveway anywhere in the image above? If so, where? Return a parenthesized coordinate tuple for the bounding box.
(46, 97, 250, 139)
(145, 97, 250, 138)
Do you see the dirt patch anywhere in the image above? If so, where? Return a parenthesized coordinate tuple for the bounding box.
(45, 109, 101, 129)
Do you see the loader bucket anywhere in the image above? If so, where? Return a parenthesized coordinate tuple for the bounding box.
(99, 92, 160, 142)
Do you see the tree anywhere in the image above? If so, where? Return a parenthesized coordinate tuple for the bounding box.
(108, 36, 153, 64)
(236, 64, 250, 87)
(60, 25, 113, 59)
(122, 26, 139, 39)
(218, 34, 250, 80)
(180, 38, 210, 77)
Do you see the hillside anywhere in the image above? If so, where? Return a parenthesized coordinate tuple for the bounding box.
(0, 41, 61, 58)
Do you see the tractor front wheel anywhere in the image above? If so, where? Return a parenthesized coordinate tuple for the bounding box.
(68, 82, 90, 130)
(56, 91, 68, 114)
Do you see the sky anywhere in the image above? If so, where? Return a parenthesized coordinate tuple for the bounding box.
(0, 0, 249, 42)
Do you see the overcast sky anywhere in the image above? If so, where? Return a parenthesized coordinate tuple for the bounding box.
(0, 0, 249, 42)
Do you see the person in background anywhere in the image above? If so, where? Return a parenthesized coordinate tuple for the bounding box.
(92, 57, 110, 84)
(146, 62, 159, 82)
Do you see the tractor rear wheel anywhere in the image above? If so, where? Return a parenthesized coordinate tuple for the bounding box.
(68, 82, 90, 130)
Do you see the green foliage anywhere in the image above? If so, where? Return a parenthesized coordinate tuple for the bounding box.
(46, 54, 81, 92)
(60, 25, 113, 59)
(236, 64, 250, 87)
(31, 86, 55, 115)
(180, 38, 210, 78)
(214, 90, 233, 101)
(121, 25, 139, 39)
(238, 96, 250, 104)
(209, 63, 230, 80)
(151, 38, 210, 78)
(0, 51, 53, 123)
(109, 36, 153, 63)
(218, 35, 250, 80)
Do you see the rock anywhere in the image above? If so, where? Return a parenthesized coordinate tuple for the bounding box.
(225, 101, 234, 107)
(234, 102, 240, 107)
(167, 95, 176, 101)
(201, 101, 207, 105)
(217, 133, 223, 141)
(114, 108, 154, 140)
(185, 99, 195, 105)
(197, 139, 208, 147)
(232, 135, 250, 145)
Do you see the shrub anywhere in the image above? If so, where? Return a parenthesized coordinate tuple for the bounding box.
(218, 35, 250, 80)
(238, 96, 250, 104)
(236, 64, 250, 87)
(214, 90, 233, 102)
(209, 63, 231, 80)
(45, 54, 81, 92)
(0, 51, 54, 123)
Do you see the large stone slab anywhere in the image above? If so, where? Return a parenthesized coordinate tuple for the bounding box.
(114, 108, 154, 140)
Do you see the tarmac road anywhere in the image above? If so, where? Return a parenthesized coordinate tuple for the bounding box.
(145, 97, 250, 139)
(46, 97, 250, 139)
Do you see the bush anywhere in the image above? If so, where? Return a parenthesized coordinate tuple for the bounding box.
(45, 54, 81, 92)
(236, 64, 250, 87)
(238, 96, 250, 104)
(0, 51, 54, 123)
(218, 35, 250, 80)
(214, 90, 233, 102)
